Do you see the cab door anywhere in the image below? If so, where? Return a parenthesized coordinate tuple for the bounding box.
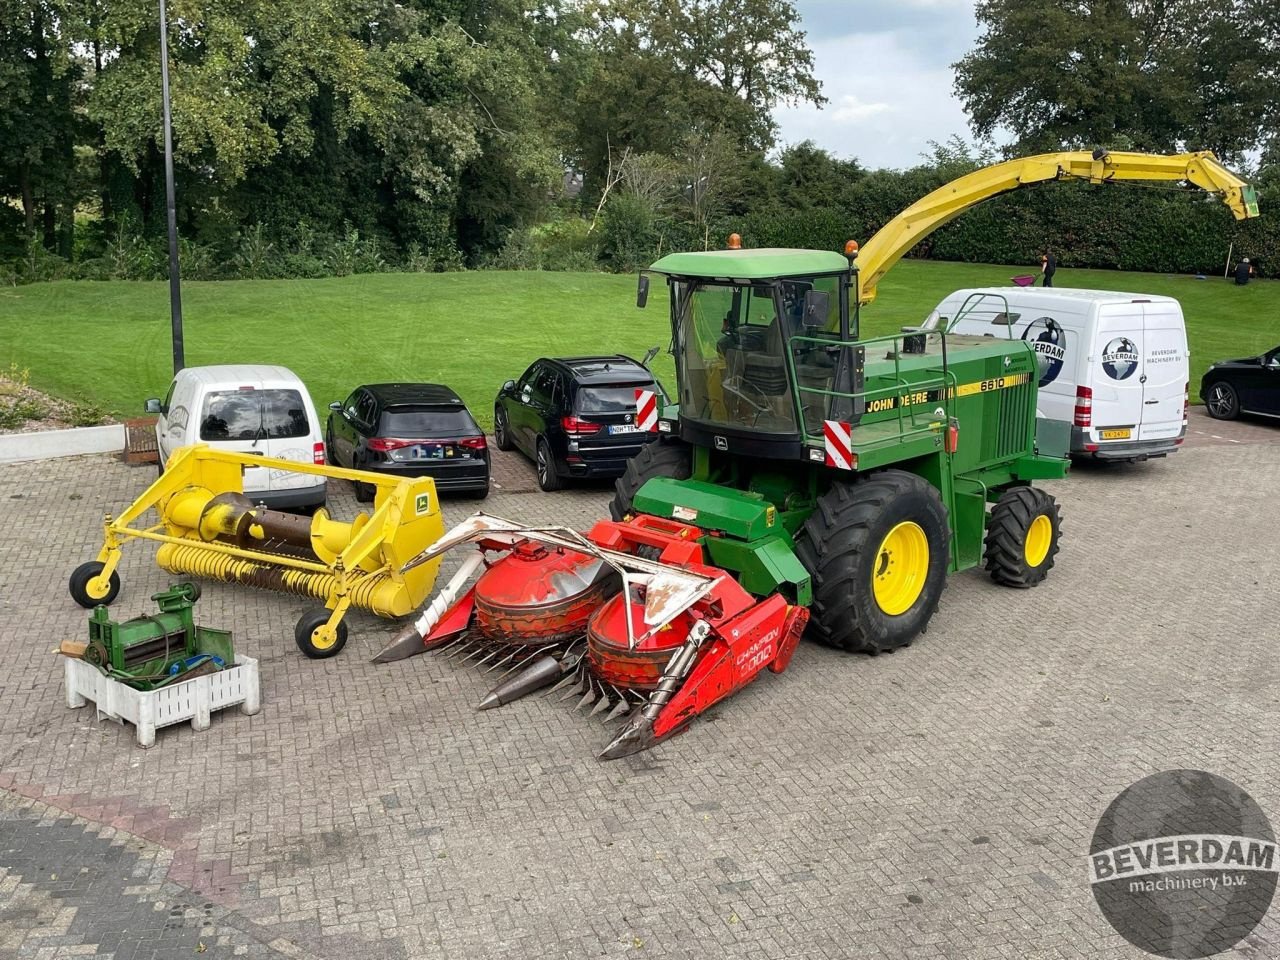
(1136, 301, 1188, 442)
(1092, 303, 1145, 441)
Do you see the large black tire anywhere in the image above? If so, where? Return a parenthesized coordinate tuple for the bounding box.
(69, 561, 121, 608)
(493, 407, 515, 451)
(535, 438, 562, 492)
(796, 470, 950, 654)
(609, 439, 693, 520)
(1204, 380, 1239, 420)
(295, 608, 349, 659)
(984, 485, 1061, 588)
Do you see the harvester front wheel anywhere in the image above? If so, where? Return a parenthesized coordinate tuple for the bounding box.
(797, 471, 949, 654)
(609, 439, 692, 520)
(984, 486, 1061, 588)
(295, 608, 349, 659)
(69, 561, 121, 608)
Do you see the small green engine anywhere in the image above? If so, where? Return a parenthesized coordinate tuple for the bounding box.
(84, 582, 235, 690)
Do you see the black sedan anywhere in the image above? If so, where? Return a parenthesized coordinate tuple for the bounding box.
(493, 355, 661, 491)
(326, 383, 489, 501)
(1201, 345, 1280, 421)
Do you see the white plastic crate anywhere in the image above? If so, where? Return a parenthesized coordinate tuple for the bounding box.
(64, 654, 260, 748)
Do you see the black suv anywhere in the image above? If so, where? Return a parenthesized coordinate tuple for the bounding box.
(494, 356, 661, 491)
(326, 383, 489, 501)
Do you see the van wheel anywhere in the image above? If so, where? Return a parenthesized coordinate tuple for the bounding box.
(1205, 381, 1239, 420)
(984, 486, 1062, 588)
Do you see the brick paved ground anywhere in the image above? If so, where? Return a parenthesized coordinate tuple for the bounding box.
(1, 411, 1277, 959)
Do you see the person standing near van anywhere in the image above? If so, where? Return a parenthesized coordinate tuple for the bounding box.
(1234, 257, 1254, 285)
(1041, 250, 1057, 287)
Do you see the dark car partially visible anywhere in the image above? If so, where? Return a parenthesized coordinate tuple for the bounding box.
(325, 383, 489, 501)
(1200, 345, 1280, 421)
(493, 355, 661, 491)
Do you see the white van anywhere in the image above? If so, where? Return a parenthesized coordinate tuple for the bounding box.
(146, 364, 327, 509)
(926, 288, 1189, 462)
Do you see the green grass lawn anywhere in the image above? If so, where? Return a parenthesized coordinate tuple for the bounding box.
(2, 260, 1276, 428)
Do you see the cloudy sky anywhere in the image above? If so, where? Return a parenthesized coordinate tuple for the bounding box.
(774, 0, 988, 170)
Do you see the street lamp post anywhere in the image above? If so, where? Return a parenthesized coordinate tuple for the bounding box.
(158, 0, 184, 373)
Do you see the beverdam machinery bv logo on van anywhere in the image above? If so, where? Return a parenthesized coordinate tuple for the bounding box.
(1022, 316, 1067, 387)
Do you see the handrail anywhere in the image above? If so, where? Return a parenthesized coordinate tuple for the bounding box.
(945, 292, 1015, 338)
(856, 149, 1260, 305)
(786, 330, 952, 446)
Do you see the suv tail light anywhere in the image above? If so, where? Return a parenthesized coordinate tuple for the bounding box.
(313, 441, 325, 464)
(1074, 385, 1093, 427)
(1183, 382, 1190, 422)
(561, 416, 601, 435)
(459, 436, 487, 450)
(368, 437, 415, 452)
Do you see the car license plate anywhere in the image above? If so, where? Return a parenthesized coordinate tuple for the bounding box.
(1099, 428, 1131, 440)
(406, 444, 461, 460)
(608, 424, 640, 435)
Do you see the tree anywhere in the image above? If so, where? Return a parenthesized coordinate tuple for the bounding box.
(0, 0, 80, 252)
(954, 0, 1274, 160)
(569, 0, 823, 188)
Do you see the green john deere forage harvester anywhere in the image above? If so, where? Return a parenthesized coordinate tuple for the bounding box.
(613, 243, 1069, 653)
(377, 242, 1069, 757)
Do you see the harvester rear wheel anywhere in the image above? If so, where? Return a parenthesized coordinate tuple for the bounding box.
(69, 561, 121, 608)
(609, 439, 692, 520)
(984, 485, 1061, 588)
(295, 608, 349, 659)
(797, 471, 949, 654)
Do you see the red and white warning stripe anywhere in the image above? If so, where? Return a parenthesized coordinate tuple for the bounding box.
(823, 419, 853, 470)
(635, 389, 658, 432)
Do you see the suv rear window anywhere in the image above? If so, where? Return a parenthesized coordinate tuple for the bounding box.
(200, 389, 310, 440)
(575, 384, 654, 414)
(378, 406, 478, 436)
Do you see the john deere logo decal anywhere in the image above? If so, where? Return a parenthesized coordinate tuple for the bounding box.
(1023, 317, 1067, 387)
(1102, 337, 1140, 380)
(415, 493, 431, 515)
(1089, 770, 1277, 958)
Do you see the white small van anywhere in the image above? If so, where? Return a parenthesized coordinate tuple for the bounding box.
(926, 288, 1189, 461)
(146, 364, 327, 509)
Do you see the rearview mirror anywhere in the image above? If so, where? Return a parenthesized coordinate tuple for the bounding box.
(502, 379, 516, 393)
(802, 290, 830, 328)
(641, 345, 660, 368)
(328, 401, 342, 412)
(144, 397, 162, 414)
(637, 274, 650, 308)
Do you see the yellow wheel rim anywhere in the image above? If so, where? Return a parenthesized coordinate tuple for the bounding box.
(85, 576, 112, 601)
(872, 521, 930, 616)
(1024, 514, 1053, 567)
(310, 624, 338, 651)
